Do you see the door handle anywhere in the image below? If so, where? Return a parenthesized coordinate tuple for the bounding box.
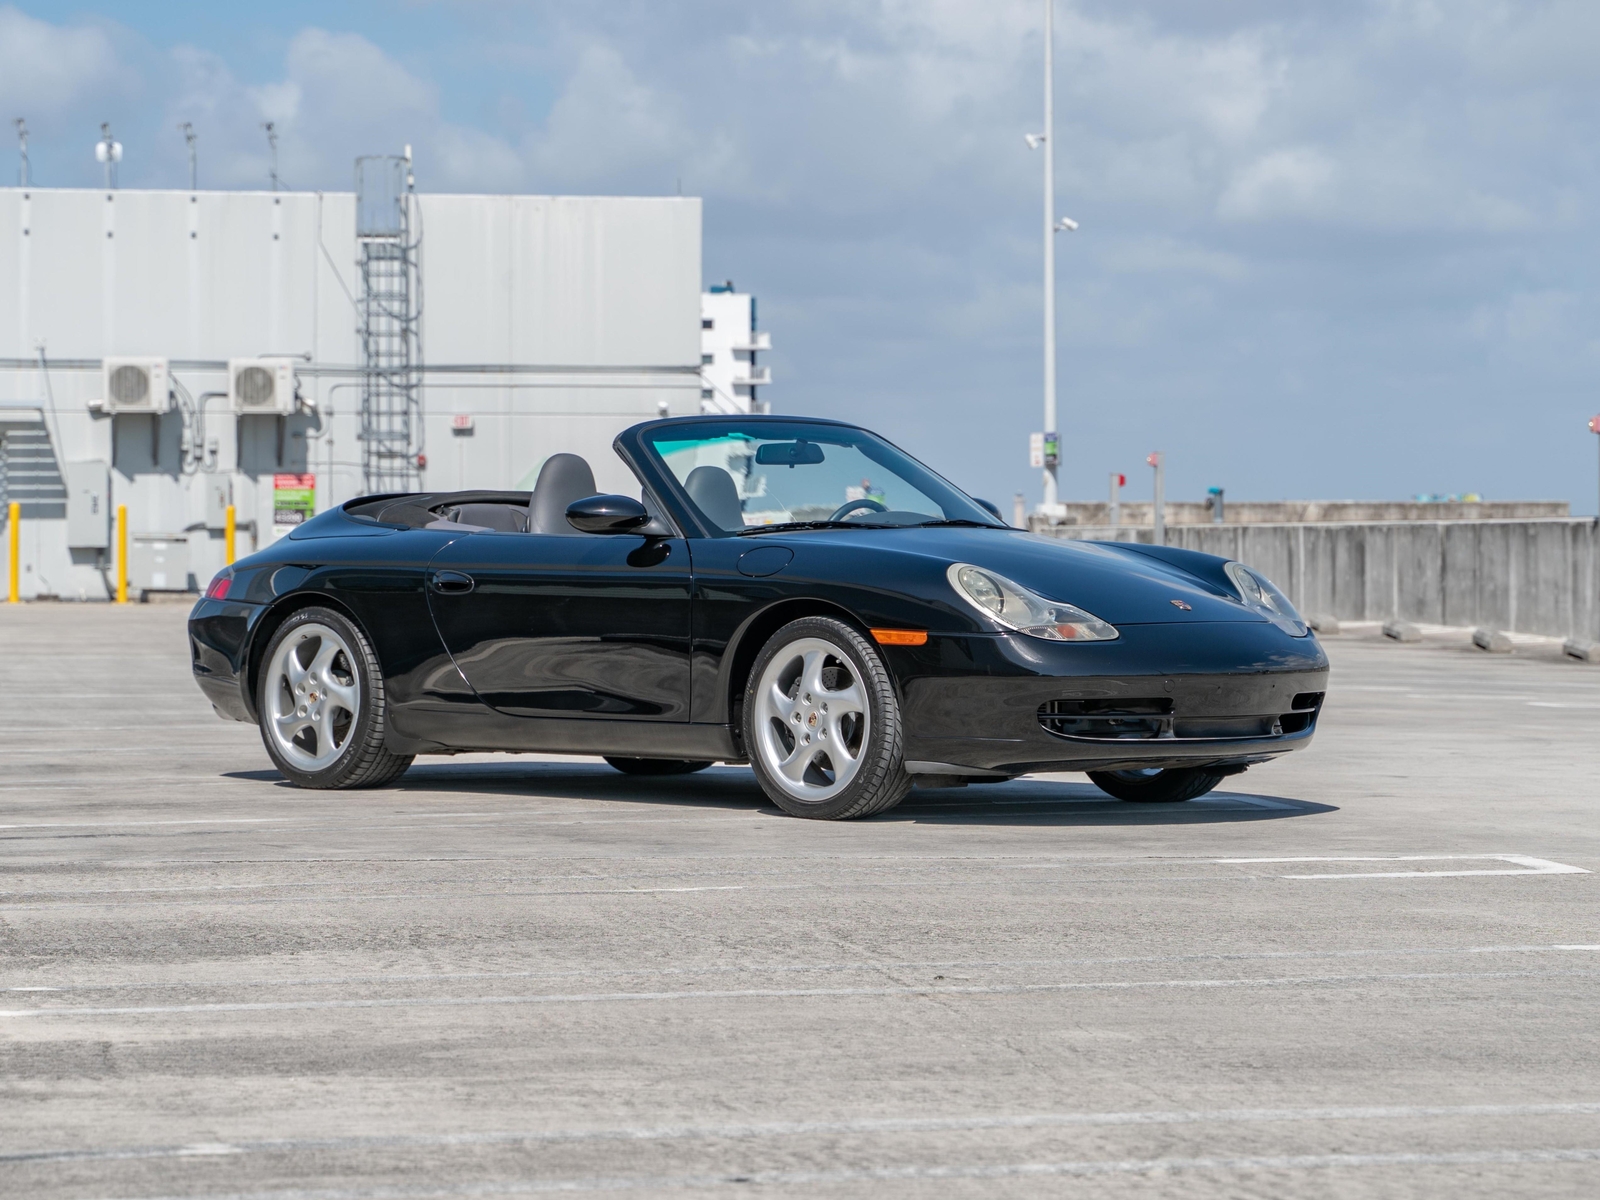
(430, 570, 476, 595)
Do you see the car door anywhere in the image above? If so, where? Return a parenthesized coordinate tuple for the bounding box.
(425, 530, 693, 720)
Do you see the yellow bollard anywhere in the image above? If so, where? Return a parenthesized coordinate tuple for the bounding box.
(225, 505, 236, 565)
(116, 504, 128, 604)
(7, 501, 18, 604)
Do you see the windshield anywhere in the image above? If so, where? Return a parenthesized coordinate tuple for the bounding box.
(641, 420, 1001, 535)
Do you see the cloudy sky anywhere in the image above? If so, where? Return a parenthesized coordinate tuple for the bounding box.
(4, 1, 1599, 511)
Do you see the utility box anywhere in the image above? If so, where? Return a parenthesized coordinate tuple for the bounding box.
(65, 460, 110, 549)
(129, 533, 193, 595)
(202, 475, 233, 530)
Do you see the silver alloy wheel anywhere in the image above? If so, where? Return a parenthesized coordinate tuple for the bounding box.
(753, 636, 869, 802)
(264, 622, 361, 772)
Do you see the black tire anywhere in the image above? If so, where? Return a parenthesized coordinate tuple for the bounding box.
(1087, 767, 1224, 803)
(742, 616, 912, 820)
(256, 606, 414, 789)
(604, 757, 714, 776)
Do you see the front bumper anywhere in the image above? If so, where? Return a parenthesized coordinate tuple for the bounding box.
(895, 622, 1329, 775)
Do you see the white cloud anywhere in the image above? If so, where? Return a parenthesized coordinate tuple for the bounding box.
(1217, 146, 1337, 221)
(0, 5, 120, 118)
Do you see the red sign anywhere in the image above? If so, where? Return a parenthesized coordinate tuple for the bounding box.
(1590, 415, 1600, 435)
(1146, 452, 1162, 468)
(1114, 473, 1127, 488)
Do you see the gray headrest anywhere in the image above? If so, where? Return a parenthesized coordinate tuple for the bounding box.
(528, 453, 598, 535)
(684, 466, 745, 531)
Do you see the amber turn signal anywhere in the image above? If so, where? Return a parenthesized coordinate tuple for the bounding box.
(870, 628, 928, 646)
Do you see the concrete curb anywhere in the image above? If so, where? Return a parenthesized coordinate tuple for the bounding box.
(1472, 628, 1513, 654)
(1564, 639, 1600, 664)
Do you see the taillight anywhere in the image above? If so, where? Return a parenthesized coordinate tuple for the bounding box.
(205, 574, 232, 600)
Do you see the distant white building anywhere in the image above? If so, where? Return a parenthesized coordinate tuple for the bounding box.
(699, 283, 770, 413)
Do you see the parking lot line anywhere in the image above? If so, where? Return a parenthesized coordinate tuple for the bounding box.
(9, 941, 1600, 995)
(3, 967, 1596, 1019)
(53, 1147, 1600, 1197)
(1219, 855, 1590, 879)
(9, 1101, 1600, 1166)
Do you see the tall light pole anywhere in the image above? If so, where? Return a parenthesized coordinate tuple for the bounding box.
(179, 122, 196, 190)
(14, 119, 27, 187)
(1026, 0, 1077, 513)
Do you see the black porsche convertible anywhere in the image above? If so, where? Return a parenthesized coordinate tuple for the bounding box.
(188, 415, 1328, 819)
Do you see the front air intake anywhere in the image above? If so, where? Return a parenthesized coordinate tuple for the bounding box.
(1038, 698, 1172, 740)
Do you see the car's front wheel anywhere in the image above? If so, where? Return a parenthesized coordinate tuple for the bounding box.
(1087, 767, 1224, 803)
(257, 607, 414, 789)
(743, 617, 912, 820)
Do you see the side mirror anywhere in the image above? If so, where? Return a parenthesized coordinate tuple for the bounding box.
(566, 494, 651, 534)
(974, 498, 1004, 523)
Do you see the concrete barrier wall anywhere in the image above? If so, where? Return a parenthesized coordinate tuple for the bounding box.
(1041, 520, 1600, 641)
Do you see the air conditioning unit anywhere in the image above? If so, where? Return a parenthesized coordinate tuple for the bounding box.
(229, 358, 299, 415)
(102, 357, 171, 415)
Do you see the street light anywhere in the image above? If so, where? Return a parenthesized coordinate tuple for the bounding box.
(1025, 0, 1080, 515)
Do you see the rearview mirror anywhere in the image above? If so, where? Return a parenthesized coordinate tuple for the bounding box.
(566, 494, 651, 534)
(974, 498, 1004, 523)
(754, 440, 826, 466)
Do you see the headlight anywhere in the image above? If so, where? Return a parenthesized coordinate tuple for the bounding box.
(1224, 562, 1307, 636)
(947, 564, 1118, 642)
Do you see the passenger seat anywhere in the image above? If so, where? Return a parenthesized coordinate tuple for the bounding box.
(527, 453, 599, 535)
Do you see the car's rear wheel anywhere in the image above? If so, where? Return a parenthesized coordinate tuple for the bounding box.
(257, 607, 414, 789)
(604, 757, 713, 776)
(743, 617, 912, 820)
(1087, 767, 1224, 803)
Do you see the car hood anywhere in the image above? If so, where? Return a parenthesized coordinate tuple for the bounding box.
(766, 526, 1265, 627)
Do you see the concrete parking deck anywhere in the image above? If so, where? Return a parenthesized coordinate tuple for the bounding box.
(3, 603, 1599, 1199)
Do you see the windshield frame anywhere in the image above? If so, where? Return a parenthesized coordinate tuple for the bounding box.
(617, 416, 1004, 539)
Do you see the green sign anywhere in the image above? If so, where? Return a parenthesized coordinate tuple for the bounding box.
(273, 473, 315, 535)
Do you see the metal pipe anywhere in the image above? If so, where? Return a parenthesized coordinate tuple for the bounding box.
(116, 504, 128, 603)
(6, 501, 18, 603)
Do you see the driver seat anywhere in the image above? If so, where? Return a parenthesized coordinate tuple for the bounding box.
(684, 466, 745, 531)
(528, 454, 598, 535)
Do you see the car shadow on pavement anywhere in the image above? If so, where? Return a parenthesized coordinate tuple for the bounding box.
(225, 762, 1334, 826)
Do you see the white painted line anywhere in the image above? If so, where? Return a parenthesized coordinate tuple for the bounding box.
(66, 1148, 1600, 1196)
(7, 941, 1599, 995)
(1, 968, 1591, 1018)
(9, 1102, 1600, 1166)
(1219, 855, 1590, 879)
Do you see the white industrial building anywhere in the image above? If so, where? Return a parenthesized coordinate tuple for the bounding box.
(0, 184, 703, 600)
(699, 284, 769, 414)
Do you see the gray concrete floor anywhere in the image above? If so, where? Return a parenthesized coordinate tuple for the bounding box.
(3, 603, 1600, 1199)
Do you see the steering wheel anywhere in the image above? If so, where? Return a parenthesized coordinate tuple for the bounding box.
(829, 497, 889, 522)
